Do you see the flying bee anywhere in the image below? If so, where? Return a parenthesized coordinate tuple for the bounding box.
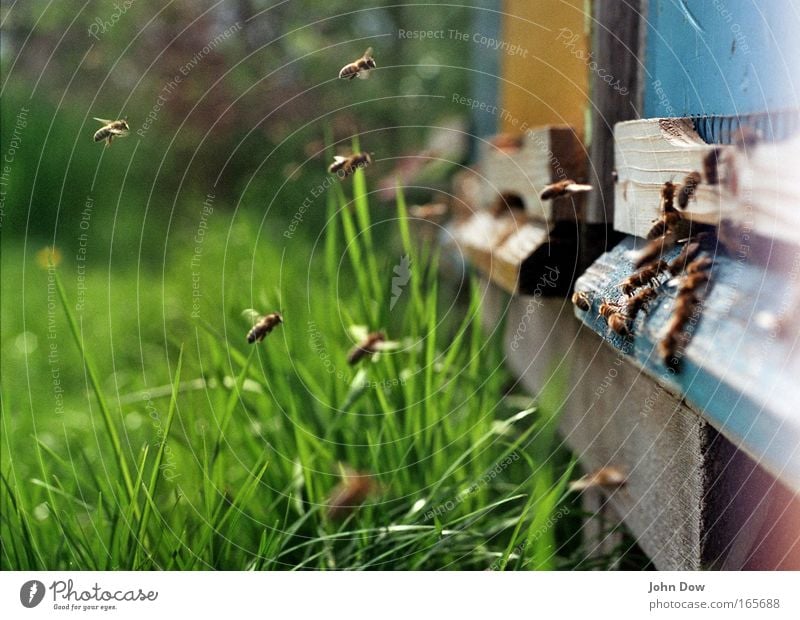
(677, 171, 701, 209)
(338, 47, 376, 80)
(329, 152, 373, 178)
(346, 325, 400, 365)
(599, 301, 630, 337)
(409, 203, 449, 220)
(243, 310, 283, 344)
(568, 466, 626, 493)
(539, 179, 593, 201)
(93, 117, 129, 146)
(326, 467, 376, 521)
(571, 290, 592, 312)
(620, 259, 668, 295)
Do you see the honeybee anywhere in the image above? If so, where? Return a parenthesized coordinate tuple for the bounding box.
(661, 180, 677, 211)
(677, 172, 701, 209)
(93, 117, 129, 146)
(409, 203, 449, 220)
(633, 232, 678, 269)
(329, 152, 373, 178)
(539, 179, 593, 201)
(599, 301, 629, 337)
(686, 255, 713, 274)
(571, 290, 591, 312)
(624, 285, 659, 320)
(326, 467, 376, 520)
(644, 181, 682, 239)
(620, 259, 668, 295)
(659, 258, 713, 369)
(703, 147, 723, 185)
(346, 325, 400, 365)
(667, 241, 701, 276)
(243, 310, 283, 344)
(338, 47, 376, 80)
(569, 466, 626, 493)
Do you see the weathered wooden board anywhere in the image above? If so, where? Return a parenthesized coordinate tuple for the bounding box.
(614, 118, 800, 246)
(503, 294, 708, 569)
(453, 211, 549, 294)
(502, 288, 800, 569)
(479, 126, 588, 223)
(573, 237, 800, 492)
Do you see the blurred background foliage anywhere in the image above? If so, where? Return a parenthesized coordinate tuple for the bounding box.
(1, 0, 479, 252)
(0, 0, 487, 490)
(1, 0, 484, 421)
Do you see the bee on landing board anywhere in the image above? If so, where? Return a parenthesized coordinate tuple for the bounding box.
(346, 326, 400, 365)
(93, 117, 129, 146)
(539, 179, 593, 201)
(329, 152, 373, 178)
(667, 241, 702, 276)
(620, 259, 668, 296)
(338, 47, 376, 80)
(599, 301, 630, 337)
(243, 310, 283, 344)
(659, 256, 713, 370)
(632, 232, 679, 269)
(623, 285, 659, 321)
(571, 290, 592, 312)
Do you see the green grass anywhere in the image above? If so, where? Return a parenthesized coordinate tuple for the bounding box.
(1, 165, 586, 570)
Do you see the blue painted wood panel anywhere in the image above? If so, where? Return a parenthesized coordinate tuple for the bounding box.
(644, 0, 800, 118)
(574, 237, 800, 491)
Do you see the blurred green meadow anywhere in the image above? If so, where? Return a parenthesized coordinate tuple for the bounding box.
(1, 1, 641, 570)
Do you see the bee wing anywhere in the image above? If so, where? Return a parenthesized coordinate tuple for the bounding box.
(348, 324, 369, 341)
(93, 117, 115, 125)
(374, 340, 400, 351)
(332, 155, 348, 165)
(356, 70, 371, 80)
(565, 183, 593, 194)
(362, 47, 373, 59)
(108, 127, 129, 136)
(241, 309, 262, 322)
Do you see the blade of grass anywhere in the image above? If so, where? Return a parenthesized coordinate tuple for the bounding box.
(54, 272, 135, 503)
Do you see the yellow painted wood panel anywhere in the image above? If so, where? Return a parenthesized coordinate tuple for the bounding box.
(499, 0, 589, 135)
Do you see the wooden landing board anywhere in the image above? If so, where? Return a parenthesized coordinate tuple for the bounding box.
(573, 237, 800, 492)
(479, 126, 587, 224)
(502, 290, 800, 569)
(613, 118, 800, 246)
